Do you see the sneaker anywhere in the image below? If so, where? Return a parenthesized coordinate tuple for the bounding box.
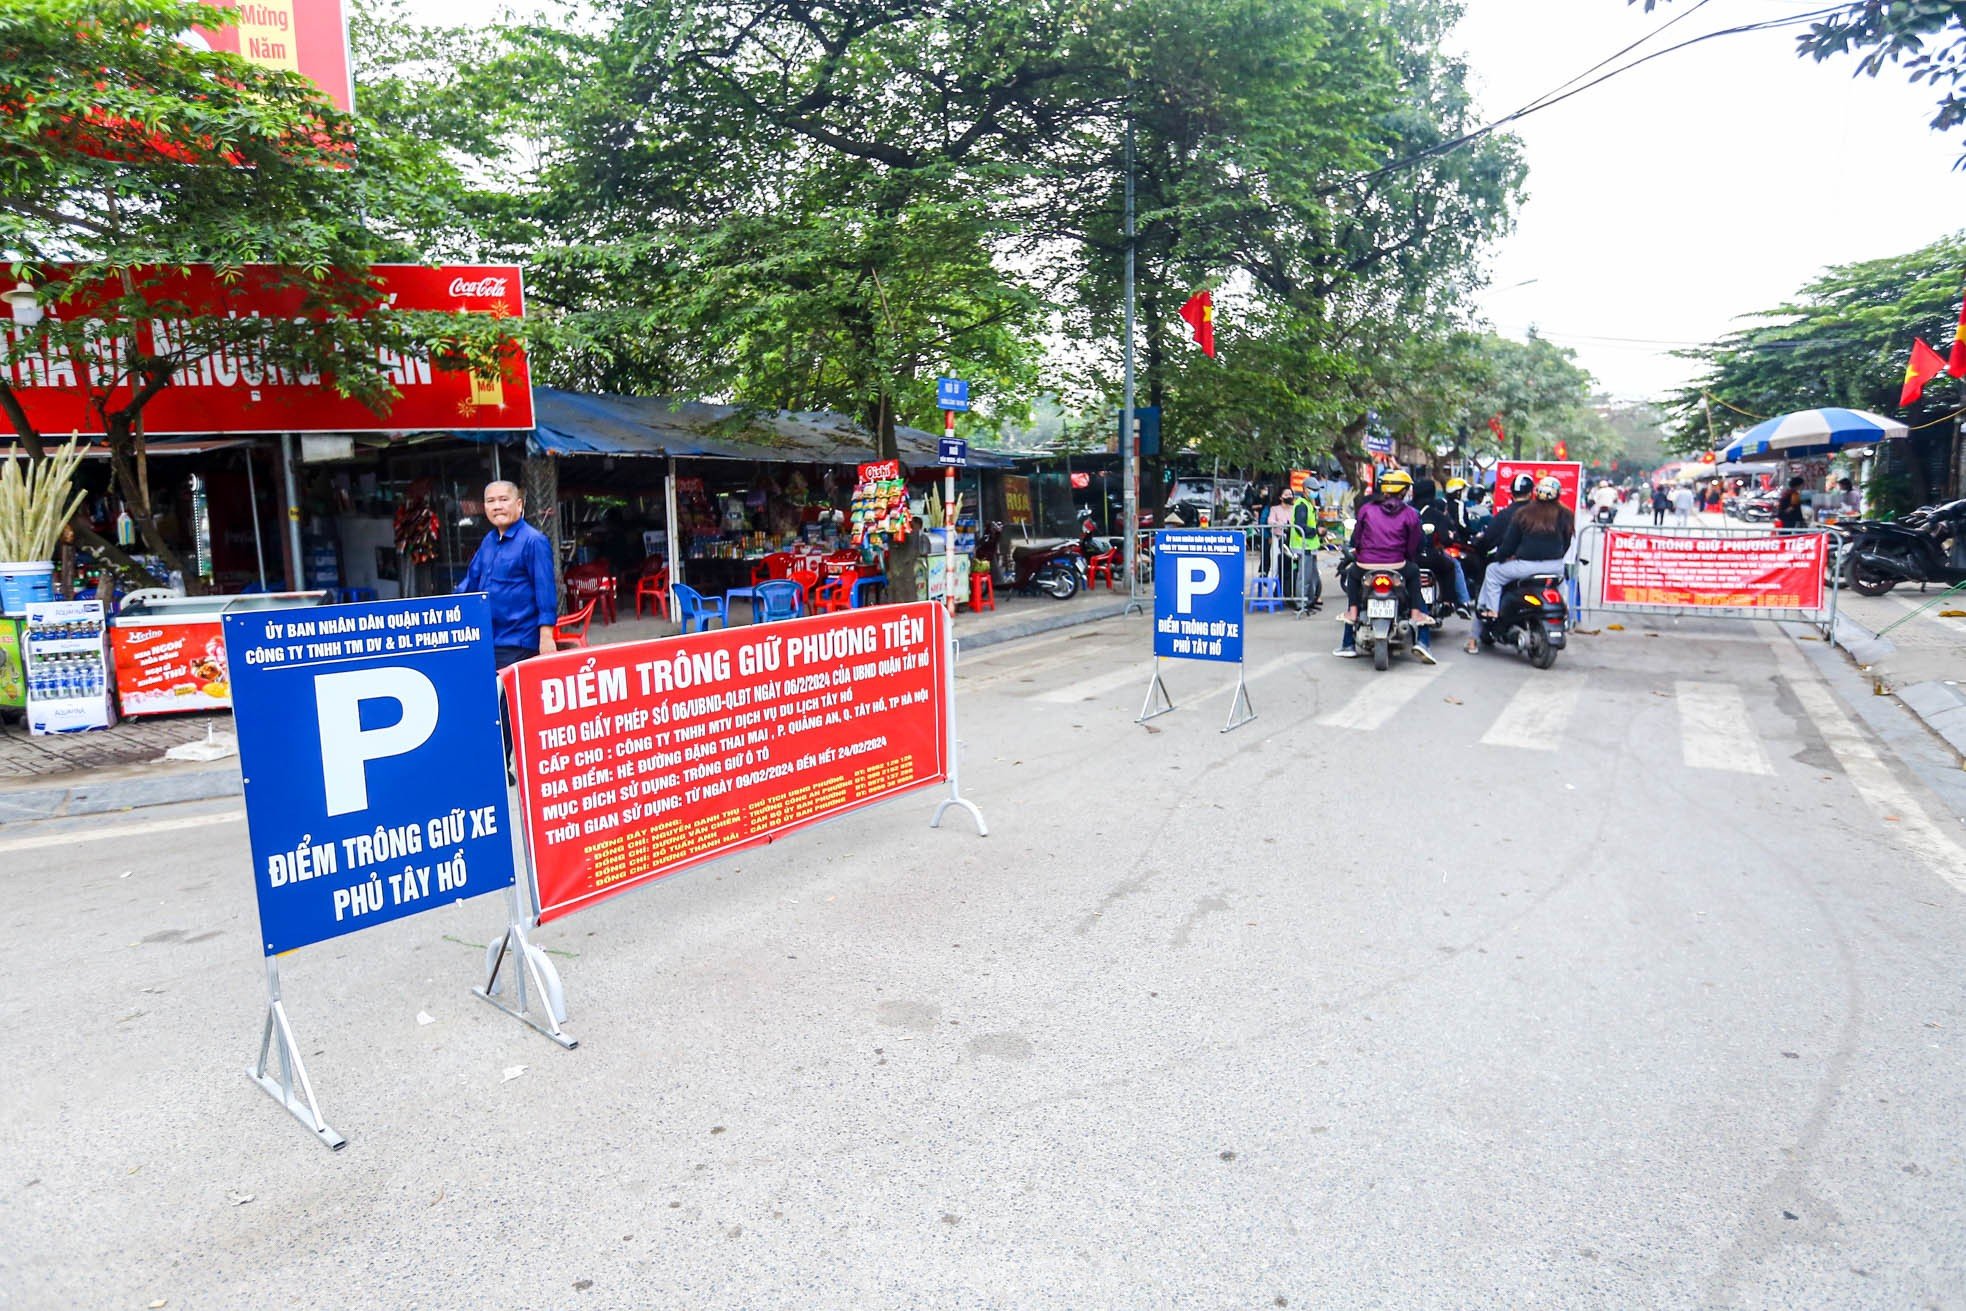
(1410, 642, 1438, 666)
(1333, 645, 1359, 658)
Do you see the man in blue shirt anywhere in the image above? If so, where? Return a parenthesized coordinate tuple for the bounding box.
(458, 480, 558, 670)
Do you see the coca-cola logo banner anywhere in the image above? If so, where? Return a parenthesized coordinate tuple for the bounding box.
(2, 264, 533, 436)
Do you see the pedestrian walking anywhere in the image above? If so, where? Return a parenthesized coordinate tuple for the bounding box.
(1650, 484, 1669, 527)
(459, 480, 558, 670)
(1671, 484, 1696, 528)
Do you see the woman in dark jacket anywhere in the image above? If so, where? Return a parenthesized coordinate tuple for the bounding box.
(1467, 476, 1574, 654)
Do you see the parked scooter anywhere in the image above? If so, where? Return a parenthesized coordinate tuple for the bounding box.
(1844, 499, 1966, 595)
(976, 521, 1086, 599)
(1480, 572, 1568, 668)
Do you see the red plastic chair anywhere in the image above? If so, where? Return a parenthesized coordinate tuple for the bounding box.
(554, 598, 597, 650)
(634, 561, 670, 619)
(566, 564, 617, 624)
(786, 562, 822, 611)
(970, 571, 996, 612)
(813, 568, 859, 614)
(1087, 549, 1119, 590)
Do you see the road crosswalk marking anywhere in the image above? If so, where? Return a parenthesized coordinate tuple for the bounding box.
(1675, 681, 1773, 774)
(1035, 663, 1156, 704)
(1479, 679, 1582, 751)
(1316, 662, 1446, 731)
(1193, 652, 1314, 702)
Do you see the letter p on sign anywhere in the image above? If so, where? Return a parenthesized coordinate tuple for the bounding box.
(315, 668, 440, 817)
(1176, 558, 1220, 613)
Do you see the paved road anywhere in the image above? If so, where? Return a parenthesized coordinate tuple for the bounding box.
(3, 612, 1964, 1309)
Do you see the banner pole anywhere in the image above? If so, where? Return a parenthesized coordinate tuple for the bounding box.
(930, 604, 988, 834)
(1221, 654, 1256, 733)
(247, 955, 345, 1151)
(1137, 654, 1175, 723)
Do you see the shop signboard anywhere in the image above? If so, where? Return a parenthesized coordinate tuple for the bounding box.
(111, 622, 232, 716)
(225, 595, 514, 955)
(3, 264, 533, 436)
(1598, 530, 1827, 612)
(1002, 476, 1033, 525)
(506, 604, 950, 924)
(1152, 530, 1244, 663)
(1494, 459, 1583, 513)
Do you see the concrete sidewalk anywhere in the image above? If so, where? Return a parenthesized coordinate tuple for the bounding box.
(0, 582, 1139, 820)
(1833, 587, 1966, 761)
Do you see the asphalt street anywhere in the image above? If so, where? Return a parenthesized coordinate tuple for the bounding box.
(3, 605, 1964, 1309)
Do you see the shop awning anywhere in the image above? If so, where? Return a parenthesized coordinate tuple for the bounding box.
(455, 388, 1015, 468)
(1, 436, 255, 458)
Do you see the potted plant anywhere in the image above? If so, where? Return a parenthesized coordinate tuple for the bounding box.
(0, 439, 86, 615)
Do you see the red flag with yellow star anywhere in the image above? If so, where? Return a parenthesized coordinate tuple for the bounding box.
(1179, 290, 1215, 358)
(1902, 337, 1946, 406)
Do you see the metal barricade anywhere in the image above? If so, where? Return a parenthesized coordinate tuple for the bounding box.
(1571, 522, 1841, 640)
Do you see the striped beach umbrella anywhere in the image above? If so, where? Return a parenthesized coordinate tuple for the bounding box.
(1719, 407, 1908, 462)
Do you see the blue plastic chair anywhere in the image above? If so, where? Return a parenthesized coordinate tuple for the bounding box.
(1246, 575, 1284, 613)
(672, 583, 727, 634)
(754, 579, 803, 624)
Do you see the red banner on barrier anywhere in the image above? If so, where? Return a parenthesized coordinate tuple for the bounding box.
(506, 604, 949, 923)
(1494, 460, 1583, 512)
(3, 264, 532, 435)
(1598, 530, 1827, 611)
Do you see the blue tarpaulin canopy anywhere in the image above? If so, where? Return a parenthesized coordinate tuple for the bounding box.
(457, 388, 1016, 468)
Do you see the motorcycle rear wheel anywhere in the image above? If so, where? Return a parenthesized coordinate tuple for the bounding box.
(1849, 558, 1898, 596)
(1529, 624, 1559, 670)
(1043, 570, 1080, 600)
(1372, 640, 1391, 671)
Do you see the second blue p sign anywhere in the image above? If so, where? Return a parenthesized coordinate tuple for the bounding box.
(1152, 530, 1244, 663)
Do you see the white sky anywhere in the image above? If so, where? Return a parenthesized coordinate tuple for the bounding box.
(1453, 0, 1966, 401)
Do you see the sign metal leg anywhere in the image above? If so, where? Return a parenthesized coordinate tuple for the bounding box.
(930, 611, 988, 835)
(474, 813, 577, 1048)
(1221, 663, 1256, 733)
(247, 958, 346, 1151)
(1138, 655, 1175, 723)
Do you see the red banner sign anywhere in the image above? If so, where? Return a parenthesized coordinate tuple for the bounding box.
(195, 0, 355, 114)
(1598, 530, 1827, 611)
(110, 622, 232, 715)
(4, 264, 532, 435)
(507, 604, 949, 923)
(1494, 460, 1583, 513)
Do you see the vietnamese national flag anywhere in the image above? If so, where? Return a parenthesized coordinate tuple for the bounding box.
(1948, 297, 1966, 378)
(1179, 290, 1215, 358)
(1901, 337, 1946, 406)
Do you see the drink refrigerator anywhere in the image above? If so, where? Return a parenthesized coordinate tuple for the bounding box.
(23, 600, 114, 735)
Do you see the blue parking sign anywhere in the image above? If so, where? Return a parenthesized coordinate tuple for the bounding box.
(225, 595, 515, 956)
(936, 376, 970, 411)
(1153, 531, 1244, 663)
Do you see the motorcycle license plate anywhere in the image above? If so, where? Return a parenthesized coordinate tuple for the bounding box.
(1367, 598, 1395, 619)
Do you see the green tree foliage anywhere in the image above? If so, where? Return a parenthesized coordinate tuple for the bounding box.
(0, 0, 519, 584)
(1662, 231, 1966, 505)
(1638, 1, 1966, 166)
(358, 0, 1521, 470)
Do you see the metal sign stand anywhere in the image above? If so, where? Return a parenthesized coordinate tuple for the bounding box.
(930, 608, 989, 835)
(1138, 656, 1175, 723)
(247, 957, 346, 1151)
(1222, 658, 1256, 733)
(476, 777, 577, 1048)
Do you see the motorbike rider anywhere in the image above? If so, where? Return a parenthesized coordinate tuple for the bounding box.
(1414, 476, 1473, 618)
(1335, 468, 1434, 663)
(1466, 473, 1535, 599)
(1467, 475, 1575, 655)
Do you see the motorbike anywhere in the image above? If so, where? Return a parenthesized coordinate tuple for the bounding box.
(1344, 554, 1428, 671)
(1844, 499, 1966, 595)
(1481, 572, 1568, 669)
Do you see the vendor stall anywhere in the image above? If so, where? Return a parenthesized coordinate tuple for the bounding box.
(111, 591, 330, 717)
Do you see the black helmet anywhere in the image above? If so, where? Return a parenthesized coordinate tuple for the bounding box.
(1510, 473, 1535, 497)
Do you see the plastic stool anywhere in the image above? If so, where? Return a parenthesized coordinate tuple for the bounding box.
(1246, 576, 1285, 613)
(970, 572, 996, 612)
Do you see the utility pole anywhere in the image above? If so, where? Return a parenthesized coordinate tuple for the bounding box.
(1121, 111, 1140, 604)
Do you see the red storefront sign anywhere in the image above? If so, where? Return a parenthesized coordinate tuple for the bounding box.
(1494, 460, 1583, 513)
(506, 604, 949, 923)
(111, 622, 232, 716)
(4, 264, 532, 435)
(195, 0, 356, 114)
(1598, 530, 1827, 611)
